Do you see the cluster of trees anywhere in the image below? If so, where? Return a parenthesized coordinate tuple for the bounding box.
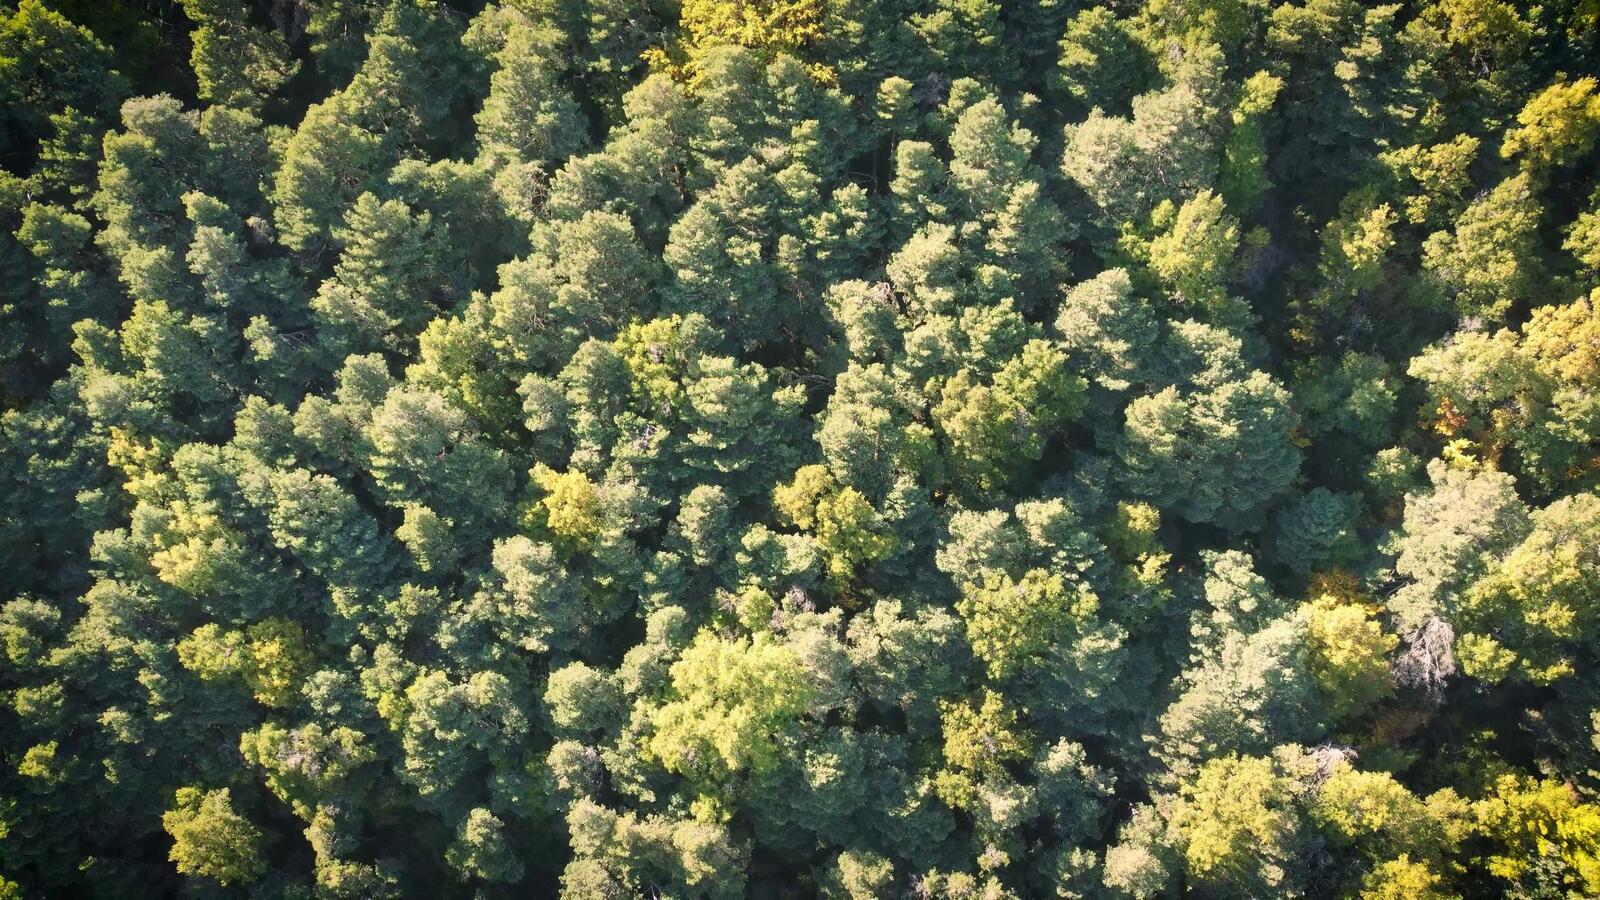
(2, 0, 1600, 896)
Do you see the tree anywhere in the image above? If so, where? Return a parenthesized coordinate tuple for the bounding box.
(395, 503, 460, 574)
(933, 340, 1086, 494)
(1358, 856, 1455, 900)
(824, 849, 895, 899)
(446, 808, 524, 884)
(1310, 761, 1455, 865)
(1502, 77, 1600, 171)
(249, 466, 393, 588)
(15, 201, 117, 361)
(271, 2, 475, 251)
(1062, 62, 1225, 229)
(1471, 775, 1600, 897)
(0, 0, 128, 150)
(846, 599, 968, 725)
(1292, 352, 1398, 450)
(270, 102, 385, 254)
(1157, 615, 1323, 777)
(947, 96, 1072, 306)
(488, 535, 583, 652)
(1269, 488, 1363, 573)
(1301, 595, 1398, 720)
(475, 19, 587, 170)
(239, 721, 375, 819)
(1054, 9, 1155, 113)
(1055, 268, 1159, 391)
(396, 669, 528, 803)
(1380, 136, 1480, 230)
(659, 155, 819, 350)
(1219, 70, 1283, 213)
(648, 630, 813, 788)
(488, 210, 658, 369)
(1147, 190, 1239, 308)
(957, 568, 1099, 681)
(1455, 493, 1600, 683)
(1035, 738, 1116, 844)
(1169, 753, 1305, 897)
(910, 0, 1009, 87)
(177, 618, 316, 708)
(1389, 460, 1530, 632)
(365, 385, 513, 528)
(1409, 296, 1600, 495)
(1422, 172, 1544, 321)
(1122, 370, 1301, 526)
(773, 464, 897, 589)
(545, 662, 625, 739)
(933, 689, 1031, 811)
(91, 95, 211, 305)
(180, 0, 296, 111)
(656, 0, 827, 82)
(162, 787, 266, 885)
(312, 193, 450, 357)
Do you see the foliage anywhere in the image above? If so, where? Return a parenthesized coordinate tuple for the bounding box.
(161, 787, 266, 885)
(3, 0, 1600, 896)
(648, 631, 813, 789)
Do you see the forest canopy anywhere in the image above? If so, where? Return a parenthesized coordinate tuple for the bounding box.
(3, 0, 1600, 896)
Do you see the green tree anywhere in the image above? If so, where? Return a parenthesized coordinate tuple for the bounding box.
(1157, 615, 1322, 777)
(312, 193, 451, 357)
(271, 2, 474, 251)
(162, 787, 266, 885)
(446, 808, 524, 884)
(1168, 753, 1305, 897)
(957, 568, 1099, 681)
(933, 340, 1086, 494)
(475, 19, 587, 170)
(179, 0, 296, 111)
(1471, 775, 1600, 897)
(1062, 57, 1225, 228)
(1054, 9, 1155, 113)
(1390, 460, 1530, 631)
(1147, 190, 1239, 309)
(0, 0, 128, 152)
(933, 688, 1031, 811)
(648, 630, 813, 788)
(1269, 488, 1363, 574)
(1455, 493, 1600, 683)
(239, 721, 375, 819)
(773, 464, 897, 589)
(1502, 77, 1600, 172)
(1422, 172, 1544, 321)
(1301, 596, 1398, 720)
(1122, 370, 1300, 526)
